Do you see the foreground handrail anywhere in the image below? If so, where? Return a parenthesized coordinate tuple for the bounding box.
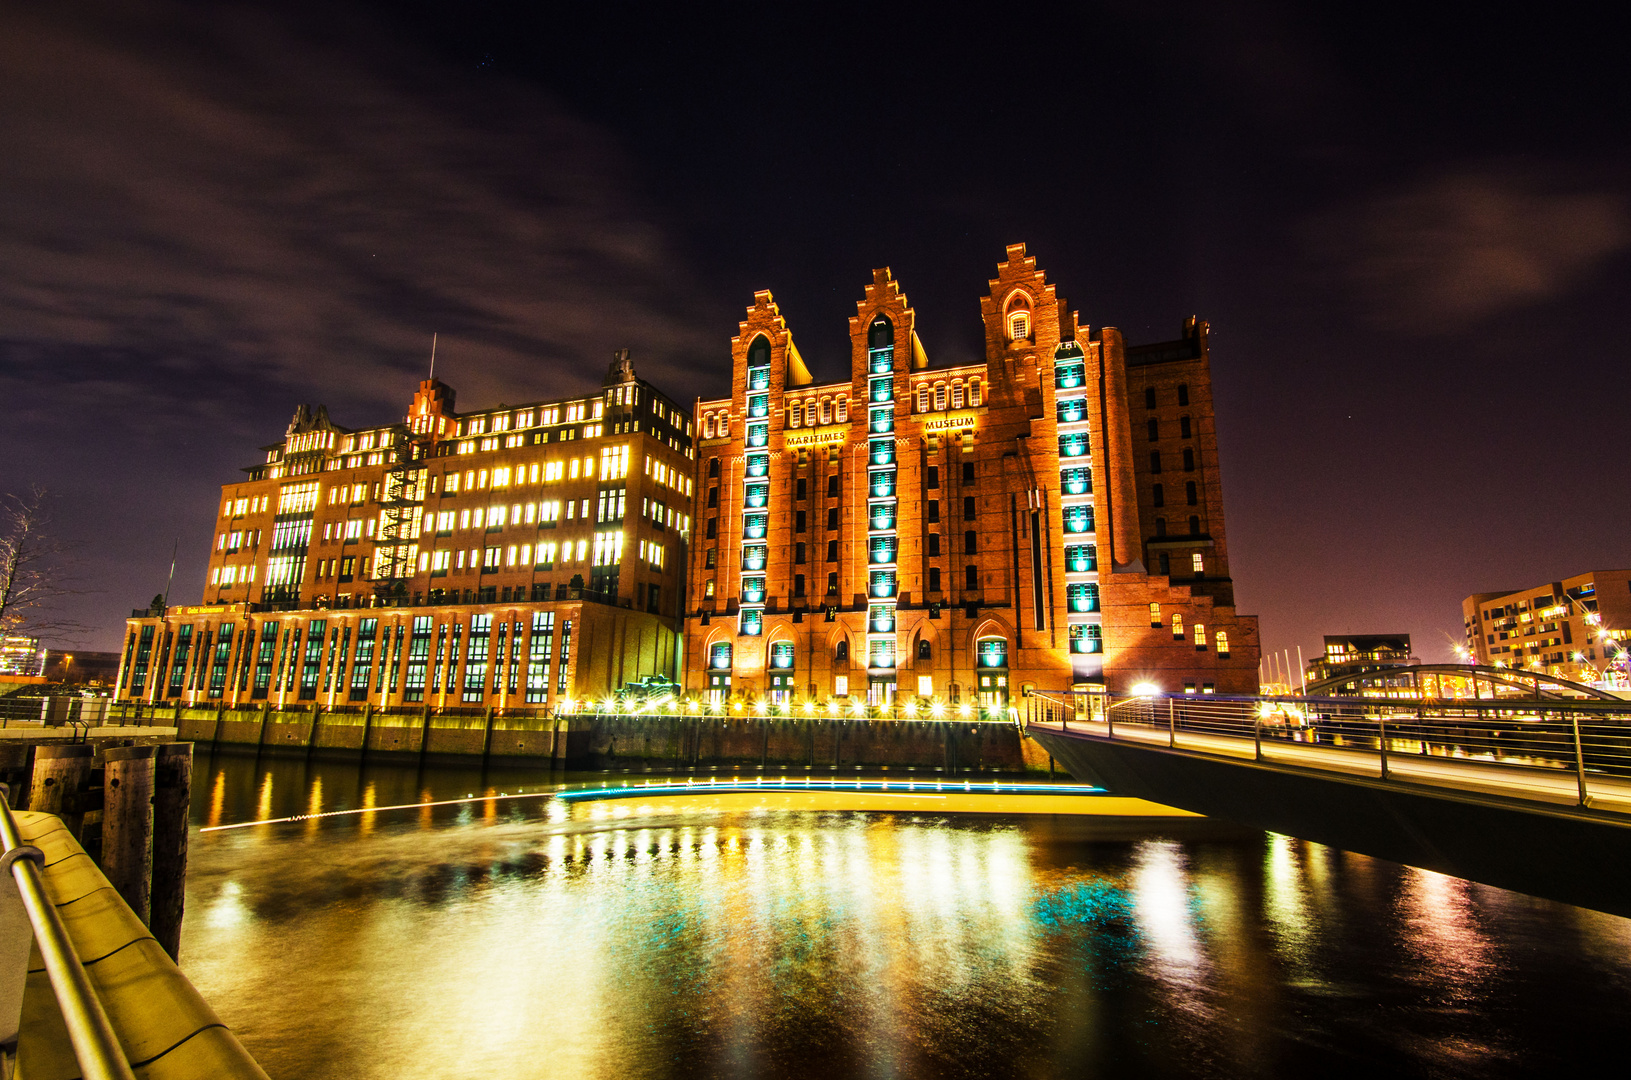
(0, 785, 135, 1080)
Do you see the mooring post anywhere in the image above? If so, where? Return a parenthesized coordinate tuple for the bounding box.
(151, 743, 192, 961)
(27, 745, 95, 839)
(419, 705, 433, 763)
(359, 700, 375, 766)
(102, 745, 157, 925)
(480, 707, 496, 769)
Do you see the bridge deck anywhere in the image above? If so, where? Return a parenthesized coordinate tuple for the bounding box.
(1029, 717, 1631, 817)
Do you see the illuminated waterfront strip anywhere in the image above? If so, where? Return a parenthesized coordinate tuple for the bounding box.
(557, 778, 1107, 801)
(198, 777, 1109, 830)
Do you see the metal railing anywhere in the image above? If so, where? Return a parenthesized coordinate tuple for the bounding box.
(1042, 693, 1631, 811)
(0, 784, 135, 1080)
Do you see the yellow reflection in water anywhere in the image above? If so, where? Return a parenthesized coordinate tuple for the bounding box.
(207, 771, 226, 829)
(419, 789, 434, 830)
(1400, 866, 1491, 994)
(305, 777, 323, 838)
(1132, 840, 1209, 1009)
(254, 773, 273, 822)
(358, 782, 377, 836)
(1264, 833, 1314, 966)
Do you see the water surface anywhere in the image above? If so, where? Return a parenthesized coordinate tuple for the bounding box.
(181, 751, 1631, 1078)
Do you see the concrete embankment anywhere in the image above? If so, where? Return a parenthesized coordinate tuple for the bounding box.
(153, 706, 1059, 773)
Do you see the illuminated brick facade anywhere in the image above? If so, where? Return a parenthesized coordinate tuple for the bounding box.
(116, 352, 694, 709)
(686, 244, 1260, 703)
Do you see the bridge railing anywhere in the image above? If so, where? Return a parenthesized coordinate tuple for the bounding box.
(1048, 693, 1631, 809)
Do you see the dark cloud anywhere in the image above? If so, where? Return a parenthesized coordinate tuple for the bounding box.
(0, 2, 715, 420)
(1309, 167, 1629, 333)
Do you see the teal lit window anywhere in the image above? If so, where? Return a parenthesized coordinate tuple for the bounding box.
(976, 638, 1008, 668)
(869, 537, 897, 565)
(745, 453, 769, 478)
(870, 406, 893, 434)
(869, 439, 895, 466)
(1056, 397, 1087, 424)
(868, 639, 895, 669)
(869, 348, 894, 375)
(869, 503, 896, 531)
(1063, 505, 1095, 534)
(1059, 432, 1089, 459)
(740, 609, 762, 636)
(709, 643, 733, 669)
(744, 513, 768, 539)
(870, 377, 893, 404)
(747, 393, 769, 419)
(1054, 362, 1085, 390)
(1069, 623, 1103, 654)
(748, 367, 770, 391)
(770, 641, 795, 669)
(746, 422, 769, 448)
(1066, 544, 1097, 573)
(868, 605, 895, 633)
(1067, 582, 1099, 613)
(869, 570, 896, 598)
(744, 482, 769, 508)
(1060, 467, 1092, 495)
(869, 470, 896, 498)
(741, 545, 767, 572)
(741, 576, 766, 604)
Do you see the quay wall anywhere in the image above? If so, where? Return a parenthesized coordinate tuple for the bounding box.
(157, 706, 1058, 773)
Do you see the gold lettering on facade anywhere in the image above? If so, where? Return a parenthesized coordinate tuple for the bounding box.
(784, 425, 849, 449)
(923, 413, 978, 433)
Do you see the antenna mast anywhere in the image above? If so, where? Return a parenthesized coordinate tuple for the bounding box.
(429, 332, 438, 379)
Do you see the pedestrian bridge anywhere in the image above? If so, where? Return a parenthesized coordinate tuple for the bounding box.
(1026, 692, 1631, 918)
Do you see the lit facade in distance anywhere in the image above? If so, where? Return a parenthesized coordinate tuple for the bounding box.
(686, 244, 1260, 705)
(115, 352, 694, 709)
(1463, 570, 1631, 687)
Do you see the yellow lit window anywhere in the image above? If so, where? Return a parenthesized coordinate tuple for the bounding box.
(1149, 602, 1161, 627)
(1172, 613, 1184, 640)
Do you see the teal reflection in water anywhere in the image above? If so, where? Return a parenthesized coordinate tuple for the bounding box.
(183, 752, 1631, 1080)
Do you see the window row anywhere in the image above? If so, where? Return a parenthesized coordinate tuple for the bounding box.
(912, 378, 984, 414)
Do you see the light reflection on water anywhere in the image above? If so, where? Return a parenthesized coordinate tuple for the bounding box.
(182, 752, 1631, 1079)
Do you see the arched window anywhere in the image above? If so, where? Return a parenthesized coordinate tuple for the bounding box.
(1194, 623, 1207, 650)
(1189, 515, 1200, 535)
(968, 378, 982, 407)
(786, 405, 800, 428)
(952, 382, 965, 409)
(708, 457, 720, 478)
(819, 397, 831, 425)
(702, 415, 714, 438)
(1215, 630, 1230, 657)
(806, 400, 818, 427)
(869, 316, 893, 349)
(835, 639, 849, 662)
(917, 639, 932, 661)
(1009, 311, 1030, 340)
(1172, 613, 1184, 639)
(1186, 480, 1197, 505)
(917, 386, 930, 413)
(1148, 418, 1159, 442)
(1155, 516, 1166, 536)
(934, 383, 946, 410)
(747, 335, 771, 368)
(835, 397, 849, 423)
(1152, 483, 1165, 507)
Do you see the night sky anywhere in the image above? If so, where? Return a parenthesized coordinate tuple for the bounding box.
(4, 1, 1627, 662)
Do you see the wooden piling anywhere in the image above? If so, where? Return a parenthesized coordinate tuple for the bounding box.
(27, 744, 95, 837)
(151, 743, 192, 961)
(102, 745, 157, 924)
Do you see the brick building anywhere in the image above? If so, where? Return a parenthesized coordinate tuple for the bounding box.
(115, 351, 695, 710)
(1463, 570, 1631, 684)
(686, 244, 1259, 706)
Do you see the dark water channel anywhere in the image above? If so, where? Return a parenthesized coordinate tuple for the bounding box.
(180, 749, 1631, 1079)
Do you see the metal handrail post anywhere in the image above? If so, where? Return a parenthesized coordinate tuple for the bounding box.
(1168, 699, 1176, 749)
(1572, 714, 1589, 806)
(1379, 715, 1389, 780)
(1254, 717, 1262, 761)
(1107, 704, 1114, 739)
(0, 788, 136, 1080)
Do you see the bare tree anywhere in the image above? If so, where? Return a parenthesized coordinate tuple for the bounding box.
(0, 486, 86, 641)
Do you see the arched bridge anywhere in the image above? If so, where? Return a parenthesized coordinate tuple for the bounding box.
(1027, 691, 1631, 919)
(1301, 663, 1621, 700)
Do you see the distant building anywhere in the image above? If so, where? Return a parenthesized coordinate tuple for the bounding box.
(116, 351, 695, 709)
(1463, 570, 1631, 685)
(1305, 634, 1414, 693)
(685, 244, 1260, 704)
(0, 635, 46, 678)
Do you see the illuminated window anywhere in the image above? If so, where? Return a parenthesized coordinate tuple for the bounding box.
(1192, 553, 1204, 575)
(1172, 613, 1183, 640)
(917, 386, 930, 413)
(952, 382, 965, 409)
(1194, 623, 1206, 650)
(968, 379, 982, 406)
(1150, 603, 1161, 627)
(1216, 631, 1230, 657)
(1009, 311, 1029, 340)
